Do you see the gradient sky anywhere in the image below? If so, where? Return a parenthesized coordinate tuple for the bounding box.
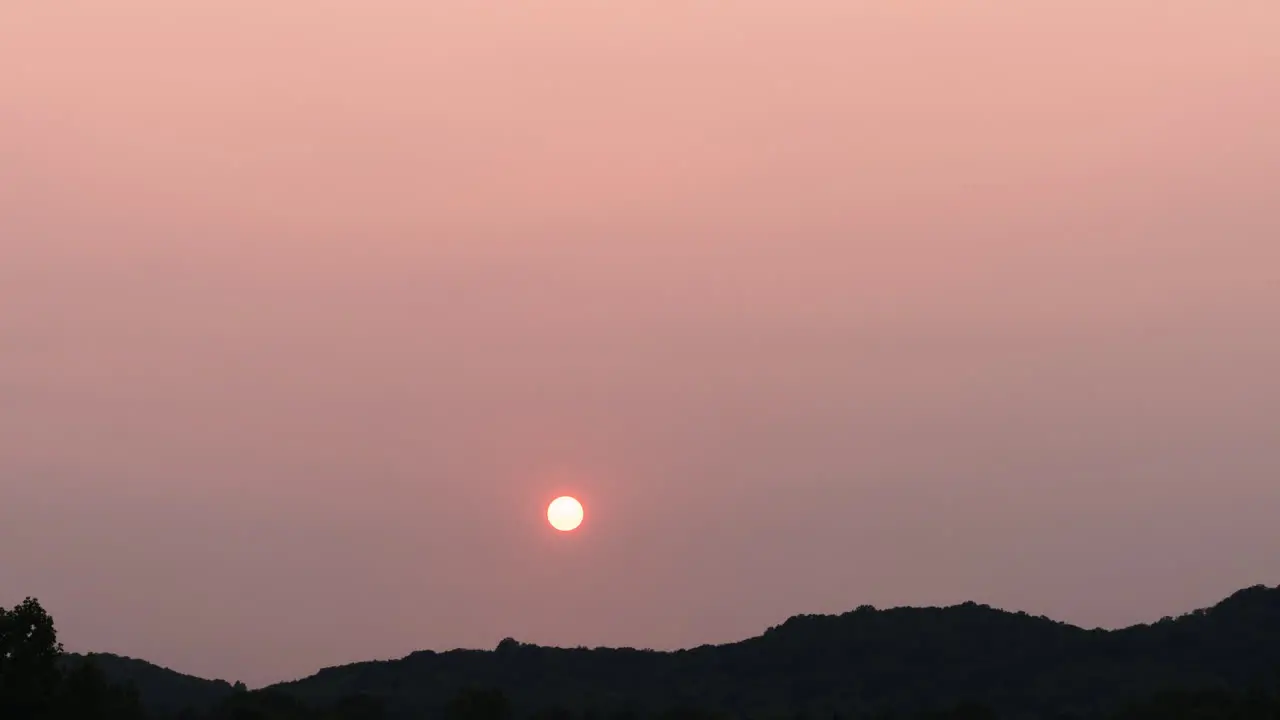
(2, 1, 1278, 689)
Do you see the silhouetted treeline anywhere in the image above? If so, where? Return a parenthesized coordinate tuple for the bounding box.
(1, 598, 146, 719)
(263, 586, 1280, 719)
(6, 588, 1280, 720)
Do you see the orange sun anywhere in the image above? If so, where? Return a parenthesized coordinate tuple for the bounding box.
(547, 496, 584, 532)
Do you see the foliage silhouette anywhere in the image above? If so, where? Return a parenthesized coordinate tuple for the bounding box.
(1, 597, 147, 719)
(7, 586, 1280, 719)
(1, 597, 65, 718)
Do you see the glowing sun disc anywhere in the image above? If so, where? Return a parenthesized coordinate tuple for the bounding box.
(547, 496, 584, 532)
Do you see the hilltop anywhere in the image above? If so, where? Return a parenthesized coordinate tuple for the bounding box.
(58, 653, 240, 716)
(45, 585, 1280, 719)
(261, 585, 1280, 718)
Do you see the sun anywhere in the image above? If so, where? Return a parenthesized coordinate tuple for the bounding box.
(547, 496, 584, 532)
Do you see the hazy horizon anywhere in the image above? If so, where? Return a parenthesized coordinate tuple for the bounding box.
(3, 2, 1278, 688)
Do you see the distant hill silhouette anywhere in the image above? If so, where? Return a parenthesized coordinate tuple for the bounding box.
(58, 653, 239, 716)
(55, 585, 1280, 719)
(260, 585, 1280, 719)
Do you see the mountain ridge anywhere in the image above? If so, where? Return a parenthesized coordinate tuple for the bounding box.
(77, 584, 1280, 718)
(59, 651, 240, 715)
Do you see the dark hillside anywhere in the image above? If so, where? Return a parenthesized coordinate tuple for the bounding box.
(20, 586, 1279, 718)
(60, 652, 239, 716)
(264, 585, 1280, 719)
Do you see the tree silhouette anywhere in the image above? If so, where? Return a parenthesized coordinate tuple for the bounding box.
(1, 597, 65, 718)
(1, 598, 148, 720)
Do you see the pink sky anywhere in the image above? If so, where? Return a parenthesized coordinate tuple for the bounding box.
(2, 1, 1278, 688)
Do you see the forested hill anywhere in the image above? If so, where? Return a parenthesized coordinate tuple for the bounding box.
(262, 584, 1280, 719)
(59, 653, 239, 715)
(30, 584, 1280, 719)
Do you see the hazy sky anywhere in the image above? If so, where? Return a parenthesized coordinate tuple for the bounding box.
(2, 1, 1278, 688)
